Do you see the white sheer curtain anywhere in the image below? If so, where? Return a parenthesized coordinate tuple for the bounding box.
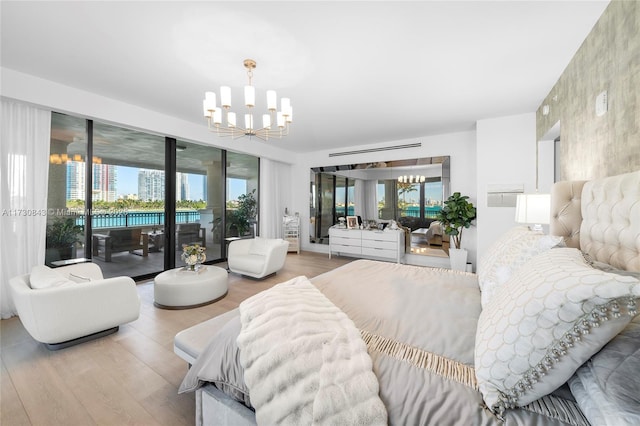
(354, 179, 365, 218)
(364, 179, 378, 221)
(259, 158, 292, 239)
(354, 179, 379, 222)
(1, 100, 51, 318)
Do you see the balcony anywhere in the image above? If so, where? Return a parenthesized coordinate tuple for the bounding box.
(71, 211, 222, 279)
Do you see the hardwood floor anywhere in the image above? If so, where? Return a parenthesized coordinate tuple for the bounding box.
(1, 251, 352, 426)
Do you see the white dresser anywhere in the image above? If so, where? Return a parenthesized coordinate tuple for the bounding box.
(329, 227, 405, 263)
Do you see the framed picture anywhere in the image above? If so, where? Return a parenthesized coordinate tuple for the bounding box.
(346, 216, 358, 229)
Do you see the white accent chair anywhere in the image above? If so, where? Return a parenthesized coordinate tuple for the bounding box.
(9, 262, 140, 350)
(227, 237, 289, 279)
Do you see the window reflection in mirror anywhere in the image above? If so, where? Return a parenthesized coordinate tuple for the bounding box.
(310, 156, 450, 257)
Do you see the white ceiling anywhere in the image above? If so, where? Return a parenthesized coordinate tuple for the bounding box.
(1, 1, 609, 153)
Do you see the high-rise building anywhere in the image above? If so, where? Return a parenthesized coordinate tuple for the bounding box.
(202, 175, 207, 203)
(92, 163, 117, 201)
(138, 169, 165, 201)
(176, 172, 190, 201)
(66, 161, 116, 202)
(66, 161, 85, 200)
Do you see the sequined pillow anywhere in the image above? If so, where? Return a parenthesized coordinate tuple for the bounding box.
(475, 248, 640, 416)
(478, 226, 563, 308)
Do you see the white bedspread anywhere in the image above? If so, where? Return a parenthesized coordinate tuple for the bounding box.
(236, 275, 387, 426)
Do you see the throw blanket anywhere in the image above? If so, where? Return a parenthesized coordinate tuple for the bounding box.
(237, 275, 388, 426)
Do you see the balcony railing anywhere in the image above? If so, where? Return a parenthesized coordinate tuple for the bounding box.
(333, 205, 441, 219)
(399, 206, 441, 219)
(75, 210, 201, 229)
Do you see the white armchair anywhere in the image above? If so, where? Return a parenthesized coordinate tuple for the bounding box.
(227, 237, 289, 279)
(9, 263, 140, 350)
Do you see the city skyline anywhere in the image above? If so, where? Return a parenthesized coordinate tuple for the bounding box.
(116, 166, 247, 201)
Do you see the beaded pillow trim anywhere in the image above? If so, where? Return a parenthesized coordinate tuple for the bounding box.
(494, 298, 638, 415)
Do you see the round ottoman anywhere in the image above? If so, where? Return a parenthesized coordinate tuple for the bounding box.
(154, 265, 228, 309)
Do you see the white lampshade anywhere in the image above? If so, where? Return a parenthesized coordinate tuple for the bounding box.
(202, 100, 211, 118)
(220, 86, 231, 108)
(204, 91, 216, 110)
(515, 193, 551, 231)
(266, 90, 277, 111)
(281, 98, 291, 116)
(245, 113, 253, 130)
(213, 108, 222, 125)
(244, 85, 255, 107)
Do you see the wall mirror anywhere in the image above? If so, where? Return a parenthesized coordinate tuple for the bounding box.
(309, 156, 450, 257)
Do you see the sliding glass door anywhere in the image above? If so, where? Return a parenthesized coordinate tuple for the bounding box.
(225, 152, 259, 241)
(47, 112, 259, 279)
(46, 114, 88, 267)
(175, 141, 223, 267)
(89, 121, 166, 278)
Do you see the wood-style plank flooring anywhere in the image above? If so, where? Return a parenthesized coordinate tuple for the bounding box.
(1, 251, 352, 426)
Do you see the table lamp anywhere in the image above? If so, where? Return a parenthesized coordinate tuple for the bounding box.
(515, 193, 551, 232)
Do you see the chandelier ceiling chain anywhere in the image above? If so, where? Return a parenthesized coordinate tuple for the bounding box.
(202, 59, 292, 141)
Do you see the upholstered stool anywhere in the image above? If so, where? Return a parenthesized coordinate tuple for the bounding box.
(154, 265, 228, 309)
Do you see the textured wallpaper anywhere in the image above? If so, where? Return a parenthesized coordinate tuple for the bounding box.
(536, 0, 639, 181)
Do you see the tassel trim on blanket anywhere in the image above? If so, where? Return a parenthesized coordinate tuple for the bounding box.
(360, 329, 478, 390)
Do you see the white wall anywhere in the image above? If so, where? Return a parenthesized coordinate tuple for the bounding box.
(292, 131, 478, 264)
(476, 113, 537, 256)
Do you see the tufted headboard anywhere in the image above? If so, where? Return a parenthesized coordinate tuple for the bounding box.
(550, 170, 640, 271)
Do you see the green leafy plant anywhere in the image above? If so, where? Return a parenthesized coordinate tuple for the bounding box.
(232, 189, 257, 236)
(436, 192, 476, 250)
(46, 217, 83, 249)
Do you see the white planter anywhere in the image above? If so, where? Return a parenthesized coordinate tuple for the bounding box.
(449, 248, 468, 271)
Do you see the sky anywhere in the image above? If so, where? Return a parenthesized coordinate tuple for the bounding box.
(115, 166, 246, 201)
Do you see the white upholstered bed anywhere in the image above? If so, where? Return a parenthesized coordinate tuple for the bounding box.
(174, 170, 640, 425)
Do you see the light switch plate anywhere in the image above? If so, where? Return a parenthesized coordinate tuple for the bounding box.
(596, 90, 608, 116)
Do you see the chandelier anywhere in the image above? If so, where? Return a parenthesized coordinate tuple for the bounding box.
(202, 59, 292, 141)
(398, 175, 426, 184)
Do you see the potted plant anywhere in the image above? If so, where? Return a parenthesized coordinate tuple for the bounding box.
(45, 217, 83, 265)
(436, 192, 476, 271)
(231, 189, 257, 237)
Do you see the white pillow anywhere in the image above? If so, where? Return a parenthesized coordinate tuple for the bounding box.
(478, 226, 563, 308)
(475, 248, 640, 416)
(30, 265, 74, 289)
